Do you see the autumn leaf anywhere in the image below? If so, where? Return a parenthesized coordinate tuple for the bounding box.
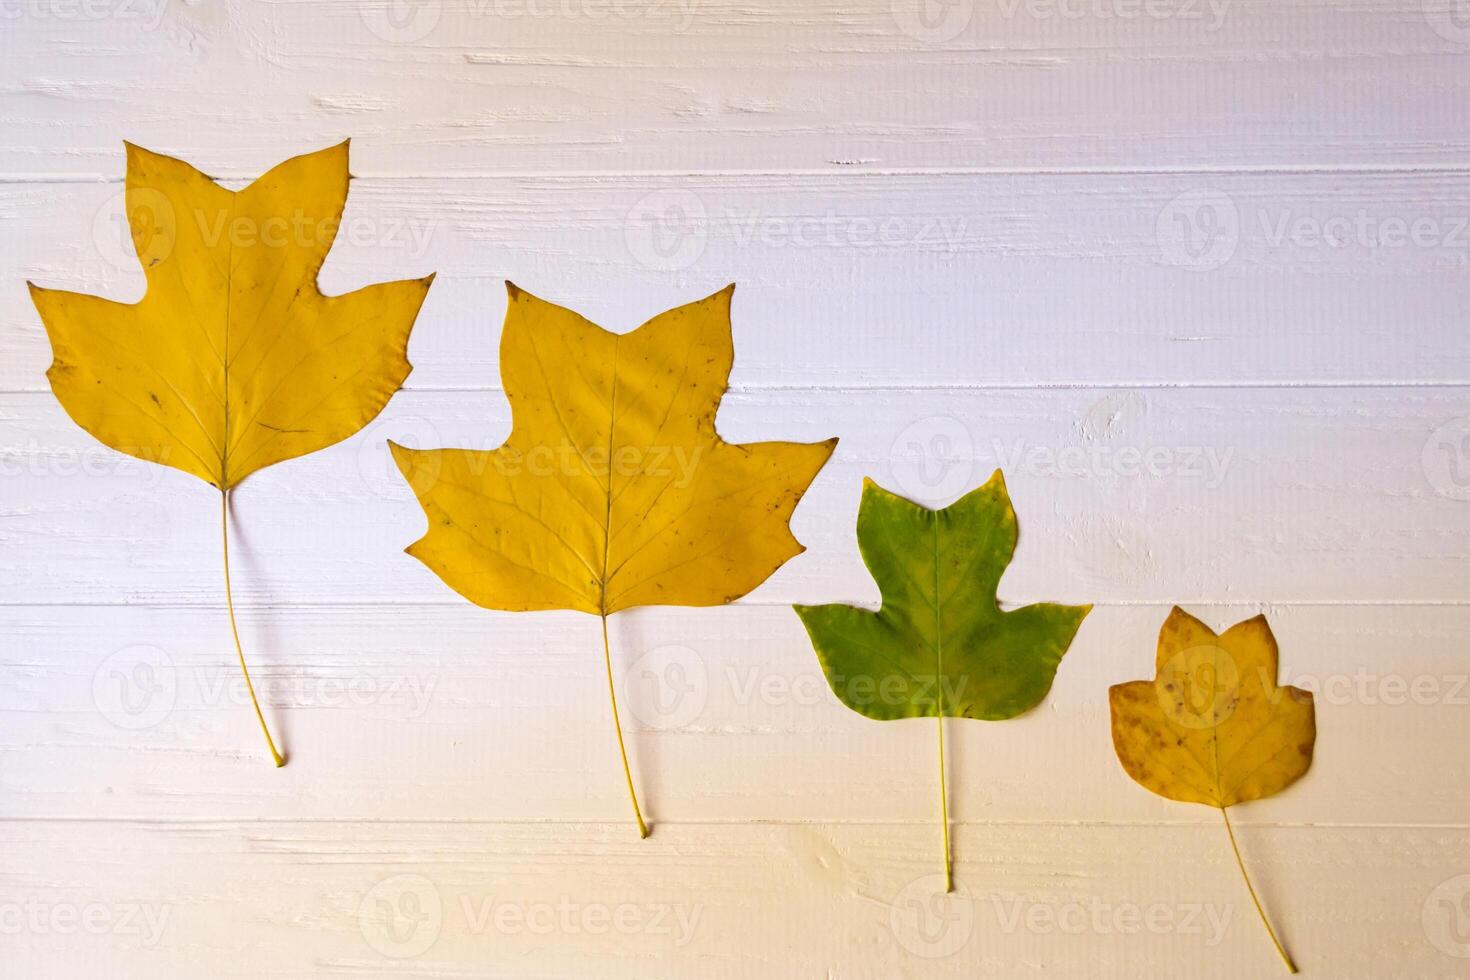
(29, 142, 435, 766)
(792, 473, 1091, 890)
(391, 284, 836, 835)
(1110, 607, 1316, 972)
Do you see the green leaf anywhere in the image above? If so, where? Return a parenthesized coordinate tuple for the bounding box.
(792, 471, 1090, 889)
(793, 472, 1091, 722)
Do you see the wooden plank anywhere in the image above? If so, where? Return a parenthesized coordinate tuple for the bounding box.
(2, 0, 1470, 176)
(2, 602, 1465, 826)
(0, 818, 1461, 978)
(3, 386, 1469, 606)
(7, 171, 1470, 392)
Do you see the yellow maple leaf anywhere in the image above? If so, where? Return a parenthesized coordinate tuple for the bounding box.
(29, 142, 435, 765)
(1110, 607, 1316, 972)
(32, 141, 433, 490)
(391, 284, 837, 833)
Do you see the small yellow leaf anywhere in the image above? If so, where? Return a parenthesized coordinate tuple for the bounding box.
(31, 141, 434, 490)
(392, 283, 837, 616)
(1109, 606, 1316, 807)
(1109, 607, 1316, 972)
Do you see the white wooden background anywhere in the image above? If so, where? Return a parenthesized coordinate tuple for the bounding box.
(4, 1, 1470, 977)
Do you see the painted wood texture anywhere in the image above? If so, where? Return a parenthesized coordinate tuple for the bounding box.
(6, 173, 1470, 390)
(2, 0, 1469, 977)
(4, 0, 1470, 175)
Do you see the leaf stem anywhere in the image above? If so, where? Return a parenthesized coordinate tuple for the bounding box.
(1221, 806, 1296, 973)
(937, 713, 952, 893)
(932, 518, 952, 892)
(601, 612, 649, 839)
(221, 490, 285, 768)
